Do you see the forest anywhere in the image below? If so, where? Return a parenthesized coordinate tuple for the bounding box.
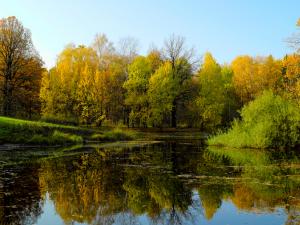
(1, 16, 300, 148)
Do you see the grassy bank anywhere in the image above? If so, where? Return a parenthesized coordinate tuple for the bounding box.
(0, 116, 140, 146)
(0, 116, 88, 145)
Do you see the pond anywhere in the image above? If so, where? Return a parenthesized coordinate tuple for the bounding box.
(0, 137, 300, 225)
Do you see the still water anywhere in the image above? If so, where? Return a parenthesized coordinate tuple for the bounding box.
(0, 138, 300, 225)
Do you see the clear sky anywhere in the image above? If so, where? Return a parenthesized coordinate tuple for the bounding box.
(1, 0, 299, 68)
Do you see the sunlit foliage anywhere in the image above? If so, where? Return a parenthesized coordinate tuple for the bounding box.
(208, 91, 300, 148)
(0, 16, 44, 118)
(232, 55, 281, 103)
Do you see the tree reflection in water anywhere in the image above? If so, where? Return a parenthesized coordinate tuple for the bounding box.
(38, 143, 196, 225)
(1, 141, 300, 225)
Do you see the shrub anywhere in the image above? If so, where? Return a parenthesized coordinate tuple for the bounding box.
(51, 130, 83, 144)
(208, 91, 300, 148)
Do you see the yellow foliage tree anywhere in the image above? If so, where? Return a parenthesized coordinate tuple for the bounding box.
(281, 54, 300, 103)
(232, 55, 281, 103)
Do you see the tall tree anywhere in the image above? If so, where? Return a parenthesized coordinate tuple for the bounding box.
(162, 35, 194, 127)
(124, 51, 163, 127)
(123, 56, 152, 127)
(103, 54, 129, 124)
(195, 53, 239, 130)
(148, 62, 178, 127)
(0, 16, 43, 116)
(40, 44, 98, 123)
(15, 60, 44, 118)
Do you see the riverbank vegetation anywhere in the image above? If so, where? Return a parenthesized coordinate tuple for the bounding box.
(208, 91, 300, 148)
(0, 116, 85, 145)
(1, 16, 300, 147)
(90, 128, 138, 141)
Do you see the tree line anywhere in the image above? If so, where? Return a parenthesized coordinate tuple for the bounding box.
(1, 16, 300, 129)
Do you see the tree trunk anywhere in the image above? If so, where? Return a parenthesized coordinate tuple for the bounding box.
(3, 79, 13, 116)
(29, 99, 32, 119)
(171, 99, 177, 128)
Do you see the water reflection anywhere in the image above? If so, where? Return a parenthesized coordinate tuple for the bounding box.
(206, 146, 300, 224)
(0, 163, 42, 225)
(0, 141, 300, 225)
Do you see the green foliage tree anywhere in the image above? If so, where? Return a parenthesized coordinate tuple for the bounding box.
(195, 53, 239, 130)
(148, 62, 178, 127)
(123, 56, 152, 127)
(162, 35, 194, 127)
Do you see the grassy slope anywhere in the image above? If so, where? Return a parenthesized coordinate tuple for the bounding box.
(0, 116, 139, 146)
(0, 116, 88, 145)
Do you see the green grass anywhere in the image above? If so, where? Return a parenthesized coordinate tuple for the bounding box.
(0, 116, 86, 145)
(90, 128, 139, 141)
(29, 131, 83, 145)
(0, 116, 142, 146)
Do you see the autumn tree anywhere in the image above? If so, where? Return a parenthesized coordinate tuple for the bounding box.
(146, 49, 163, 72)
(280, 18, 300, 103)
(148, 62, 178, 127)
(232, 55, 281, 103)
(162, 35, 194, 127)
(196, 53, 224, 129)
(15, 59, 44, 118)
(40, 44, 99, 124)
(195, 53, 239, 130)
(91, 34, 131, 125)
(92, 35, 137, 125)
(281, 54, 300, 103)
(124, 50, 163, 127)
(102, 54, 128, 124)
(123, 56, 152, 127)
(0, 16, 43, 116)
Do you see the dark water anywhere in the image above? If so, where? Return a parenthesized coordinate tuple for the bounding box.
(0, 139, 300, 225)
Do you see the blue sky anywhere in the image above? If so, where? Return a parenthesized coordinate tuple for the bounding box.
(1, 0, 299, 68)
